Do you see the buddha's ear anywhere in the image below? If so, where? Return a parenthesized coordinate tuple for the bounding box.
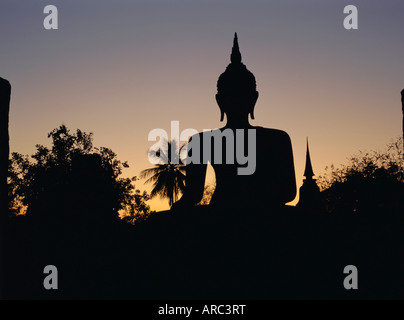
(253, 91, 259, 103)
(215, 93, 221, 106)
(250, 109, 255, 120)
(250, 91, 259, 120)
(216, 94, 225, 122)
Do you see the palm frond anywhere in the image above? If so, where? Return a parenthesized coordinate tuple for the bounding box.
(141, 139, 188, 207)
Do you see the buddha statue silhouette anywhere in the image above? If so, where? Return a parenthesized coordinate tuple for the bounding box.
(173, 33, 296, 213)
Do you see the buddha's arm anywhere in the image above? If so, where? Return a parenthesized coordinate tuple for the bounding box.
(281, 133, 297, 203)
(180, 162, 207, 206)
(173, 134, 207, 209)
(264, 131, 297, 204)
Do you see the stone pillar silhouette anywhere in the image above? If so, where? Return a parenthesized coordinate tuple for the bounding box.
(401, 89, 404, 154)
(297, 138, 321, 210)
(0, 77, 11, 298)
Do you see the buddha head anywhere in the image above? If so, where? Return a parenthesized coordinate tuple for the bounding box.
(216, 33, 259, 122)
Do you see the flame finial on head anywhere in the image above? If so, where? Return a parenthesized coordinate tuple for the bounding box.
(217, 33, 256, 95)
(230, 32, 242, 64)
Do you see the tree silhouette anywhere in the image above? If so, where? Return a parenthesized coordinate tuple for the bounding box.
(318, 137, 404, 214)
(140, 139, 186, 207)
(8, 124, 151, 221)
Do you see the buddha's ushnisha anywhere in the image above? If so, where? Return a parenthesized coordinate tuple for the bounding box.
(216, 33, 258, 128)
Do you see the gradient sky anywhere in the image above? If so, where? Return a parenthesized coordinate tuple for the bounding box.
(1, 0, 403, 211)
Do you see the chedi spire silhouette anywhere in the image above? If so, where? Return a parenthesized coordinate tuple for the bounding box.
(303, 139, 314, 179)
(297, 138, 321, 210)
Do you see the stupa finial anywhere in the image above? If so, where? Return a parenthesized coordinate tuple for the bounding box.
(303, 137, 315, 179)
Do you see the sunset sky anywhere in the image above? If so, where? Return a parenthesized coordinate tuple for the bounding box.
(1, 0, 403, 211)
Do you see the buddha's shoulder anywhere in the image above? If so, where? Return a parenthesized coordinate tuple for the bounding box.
(255, 126, 291, 140)
(191, 128, 235, 138)
(189, 129, 222, 139)
(189, 127, 291, 140)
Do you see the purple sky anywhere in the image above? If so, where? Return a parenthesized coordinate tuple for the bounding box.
(1, 0, 403, 210)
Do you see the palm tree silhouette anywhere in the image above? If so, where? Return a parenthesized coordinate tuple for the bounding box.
(140, 139, 186, 208)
